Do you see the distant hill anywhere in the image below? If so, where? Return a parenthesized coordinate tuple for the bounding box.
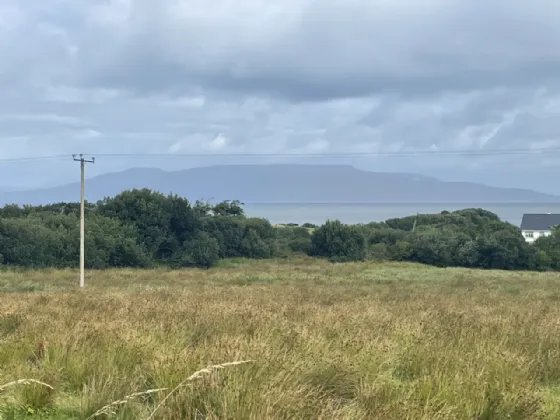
(0, 164, 558, 205)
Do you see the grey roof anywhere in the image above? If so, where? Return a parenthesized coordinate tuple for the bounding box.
(520, 214, 560, 231)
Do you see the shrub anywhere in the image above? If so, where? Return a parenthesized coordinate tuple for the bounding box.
(310, 220, 367, 262)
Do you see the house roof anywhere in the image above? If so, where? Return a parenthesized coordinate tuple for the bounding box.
(520, 213, 560, 231)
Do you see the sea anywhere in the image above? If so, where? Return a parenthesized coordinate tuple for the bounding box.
(243, 203, 560, 227)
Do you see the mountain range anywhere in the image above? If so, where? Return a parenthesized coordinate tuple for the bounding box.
(0, 164, 558, 206)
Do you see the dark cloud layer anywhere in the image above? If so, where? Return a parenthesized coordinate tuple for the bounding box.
(71, 0, 560, 100)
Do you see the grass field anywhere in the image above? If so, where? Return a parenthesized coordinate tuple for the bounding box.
(1, 257, 560, 419)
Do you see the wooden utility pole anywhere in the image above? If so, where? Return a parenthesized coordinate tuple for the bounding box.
(412, 213, 419, 232)
(72, 154, 95, 288)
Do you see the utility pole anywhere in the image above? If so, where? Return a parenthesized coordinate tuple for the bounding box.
(72, 154, 95, 288)
(412, 212, 419, 232)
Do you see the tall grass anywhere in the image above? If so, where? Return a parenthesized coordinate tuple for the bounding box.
(1, 257, 560, 418)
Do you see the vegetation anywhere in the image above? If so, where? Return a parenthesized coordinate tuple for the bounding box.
(1, 259, 560, 418)
(2, 192, 560, 417)
(0, 191, 557, 272)
(0, 190, 283, 269)
(311, 208, 560, 271)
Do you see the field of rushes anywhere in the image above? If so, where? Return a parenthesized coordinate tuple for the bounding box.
(1, 257, 560, 419)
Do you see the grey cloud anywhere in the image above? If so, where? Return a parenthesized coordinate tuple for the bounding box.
(0, 0, 560, 193)
(0, 113, 86, 125)
(439, 90, 526, 128)
(65, 0, 560, 100)
(4, 0, 560, 102)
(491, 112, 560, 147)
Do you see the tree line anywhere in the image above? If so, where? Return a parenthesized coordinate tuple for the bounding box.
(311, 209, 560, 271)
(0, 189, 284, 269)
(0, 189, 558, 271)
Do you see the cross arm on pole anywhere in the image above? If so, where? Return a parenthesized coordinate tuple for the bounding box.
(72, 154, 95, 163)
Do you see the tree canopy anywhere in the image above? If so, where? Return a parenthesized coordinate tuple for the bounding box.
(310, 209, 560, 271)
(0, 195, 558, 271)
(0, 189, 277, 269)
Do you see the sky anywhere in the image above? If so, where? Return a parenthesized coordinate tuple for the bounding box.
(1, 0, 560, 193)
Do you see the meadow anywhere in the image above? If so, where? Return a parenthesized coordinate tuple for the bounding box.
(1, 257, 560, 419)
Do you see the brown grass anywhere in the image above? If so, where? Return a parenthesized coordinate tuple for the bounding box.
(1, 257, 560, 418)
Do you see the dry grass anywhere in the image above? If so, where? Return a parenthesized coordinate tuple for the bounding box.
(1, 256, 560, 419)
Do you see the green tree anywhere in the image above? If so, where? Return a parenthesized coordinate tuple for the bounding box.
(96, 189, 198, 261)
(472, 229, 529, 270)
(0, 217, 68, 267)
(408, 231, 455, 267)
(241, 229, 274, 259)
(84, 214, 152, 268)
(177, 231, 220, 268)
(310, 220, 367, 262)
(201, 216, 245, 258)
(533, 226, 560, 270)
(212, 200, 245, 217)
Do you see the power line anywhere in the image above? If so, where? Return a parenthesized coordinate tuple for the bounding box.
(0, 155, 69, 163)
(0, 147, 559, 163)
(78, 147, 560, 158)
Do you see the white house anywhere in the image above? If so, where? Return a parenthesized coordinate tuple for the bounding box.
(520, 213, 560, 243)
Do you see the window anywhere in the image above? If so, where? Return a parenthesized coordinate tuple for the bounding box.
(525, 231, 534, 238)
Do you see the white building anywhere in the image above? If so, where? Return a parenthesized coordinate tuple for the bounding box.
(520, 213, 560, 243)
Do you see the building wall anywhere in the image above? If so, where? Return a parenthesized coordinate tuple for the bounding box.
(522, 230, 551, 243)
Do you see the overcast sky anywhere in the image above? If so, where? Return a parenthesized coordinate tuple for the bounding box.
(1, 0, 560, 193)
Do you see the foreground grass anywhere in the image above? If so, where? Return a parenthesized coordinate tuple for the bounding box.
(1, 258, 560, 419)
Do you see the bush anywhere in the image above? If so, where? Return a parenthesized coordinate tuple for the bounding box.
(201, 216, 246, 258)
(0, 190, 281, 269)
(241, 229, 274, 259)
(176, 232, 220, 269)
(275, 226, 312, 255)
(310, 220, 367, 262)
(0, 218, 68, 268)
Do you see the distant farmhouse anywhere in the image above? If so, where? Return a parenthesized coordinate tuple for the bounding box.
(520, 213, 560, 243)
